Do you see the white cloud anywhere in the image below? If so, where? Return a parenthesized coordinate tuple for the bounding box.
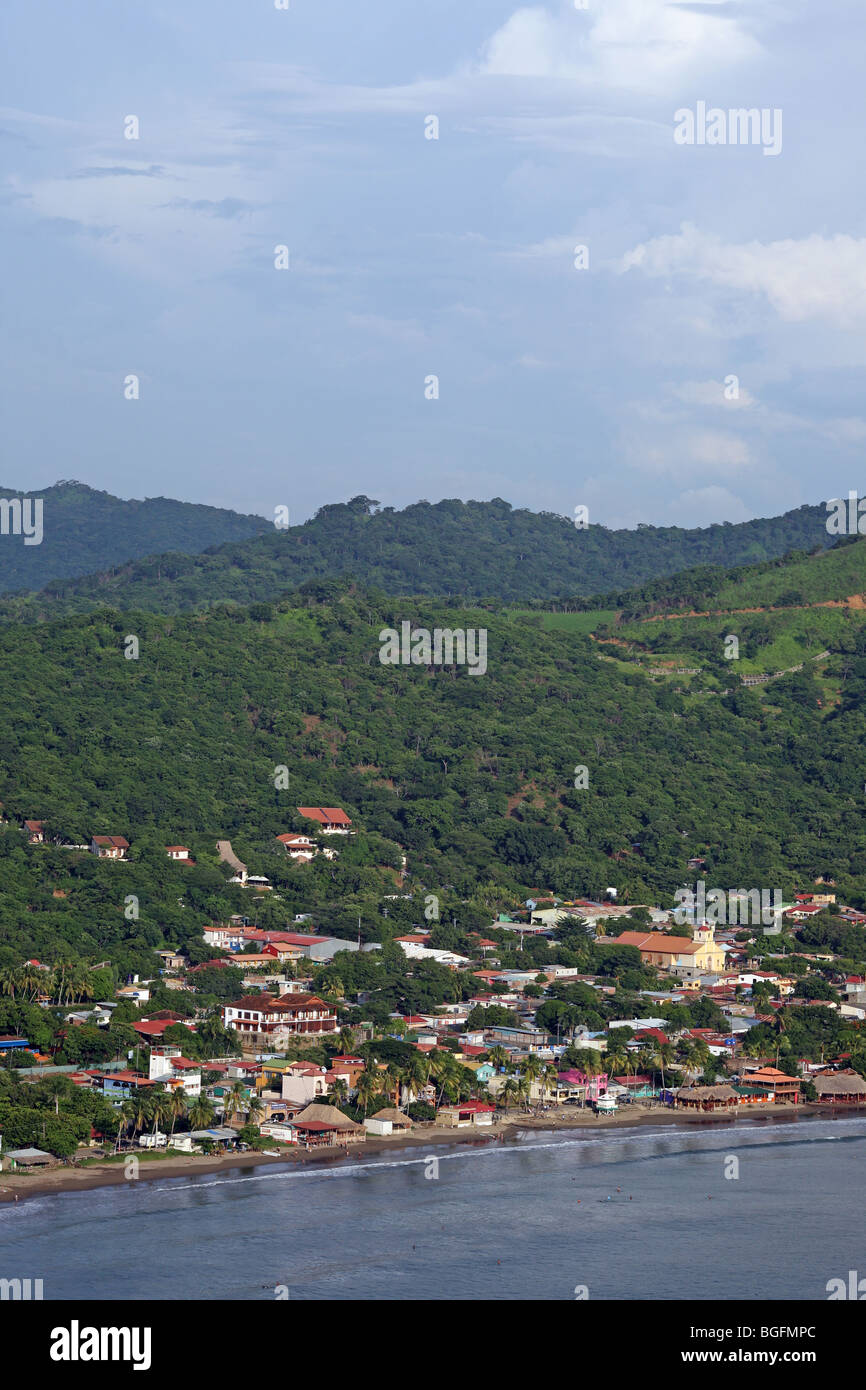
(621, 223, 866, 327)
(478, 0, 762, 94)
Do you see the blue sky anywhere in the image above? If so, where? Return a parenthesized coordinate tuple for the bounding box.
(2, 0, 864, 527)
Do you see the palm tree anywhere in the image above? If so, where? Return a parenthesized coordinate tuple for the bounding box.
(541, 1064, 560, 1105)
(355, 1071, 381, 1118)
(338, 1026, 356, 1055)
(487, 1046, 510, 1073)
(222, 1081, 248, 1128)
(383, 1062, 405, 1108)
(116, 1102, 136, 1152)
(42, 1075, 70, 1116)
(189, 1097, 215, 1131)
(18, 964, 44, 1002)
(431, 1052, 463, 1108)
(0, 965, 21, 1000)
(521, 1054, 543, 1110)
(403, 1053, 432, 1109)
(149, 1091, 172, 1140)
(499, 1076, 521, 1115)
(167, 1090, 188, 1138)
(246, 1094, 265, 1128)
(129, 1095, 150, 1141)
(328, 1078, 349, 1108)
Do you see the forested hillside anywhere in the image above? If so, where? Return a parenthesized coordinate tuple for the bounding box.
(0, 481, 270, 592)
(579, 535, 866, 622)
(0, 493, 840, 619)
(1, 580, 865, 976)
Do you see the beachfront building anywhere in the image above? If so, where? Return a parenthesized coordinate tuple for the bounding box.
(437, 1101, 496, 1128)
(675, 1084, 739, 1111)
(364, 1108, 414, 1137)
(744, 1067, 801, 1103)
(284, 1102, 366, 1148)
(812, 1072, 866, 1105)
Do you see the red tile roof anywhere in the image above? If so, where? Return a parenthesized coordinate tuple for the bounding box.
(297, 807, 352, 827)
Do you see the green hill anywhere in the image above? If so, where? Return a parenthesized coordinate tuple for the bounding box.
(579, 538, 866, 686)
(1, 581, 865, 971)
(0, 481, 271, 592)
(585, 534, 866, 621)
(0, 493, 842, 619)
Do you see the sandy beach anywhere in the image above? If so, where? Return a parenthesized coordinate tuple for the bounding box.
(0, 1100, 845, 1205)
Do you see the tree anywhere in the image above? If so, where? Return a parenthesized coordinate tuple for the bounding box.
(167, 1089, 187, 1138)
(355, 1071, 381, 1118)
(189, 1097, 215, 1131)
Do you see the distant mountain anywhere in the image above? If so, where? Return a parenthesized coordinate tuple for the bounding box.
(0, 481, 271, 592)
(0, 493, 845, 618)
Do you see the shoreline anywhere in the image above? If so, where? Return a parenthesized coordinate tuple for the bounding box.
(0, 1103, 859, 1205)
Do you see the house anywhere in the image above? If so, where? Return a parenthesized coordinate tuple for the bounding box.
(276, 834, 317, 861)
(437, 1101, 496, 1128)
(329, 1055, 366, 1088)
(189, 1127, 239, 1150)
(128, 1017, 196, 1044)
(612, 1074, 657, 1099)
(222, 992, 339, 1043)
(165, 845, 191, 861)
(156, 950, 186, 972)
(785, 904, 825, 922)
(483, 1024, 552, 1052)
(284, 1102, 366, 1147)
(23, 820, 44, 844)
(118, 978, 156, 1003)
(91, 835, 129, 859)
(397, 941, 469, 968)
(556, 1069, 609, 1103)
(364, 1108, 414, 1136)
(296, 807, 352, 834)
(2, 1146, 54, 1171)
(148, 1045, 202, 1097)
(87, 1070, 157, 1102)
(279, 1061, 331, 1106)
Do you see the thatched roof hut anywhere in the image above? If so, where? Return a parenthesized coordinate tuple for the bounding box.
(813, 1072, 866, 1101)
(291, 1102, 364, 1132)
(676, 1084, 738, 1109)
(370, 1107, 414, 1130)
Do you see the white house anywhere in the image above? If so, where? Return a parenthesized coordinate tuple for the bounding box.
(148, 1046, 201, 1097)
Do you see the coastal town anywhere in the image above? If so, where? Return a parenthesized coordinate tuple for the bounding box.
(2, 807, 865, 1193)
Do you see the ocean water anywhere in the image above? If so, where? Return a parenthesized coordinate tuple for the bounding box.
(1, 1112, 864, 1300)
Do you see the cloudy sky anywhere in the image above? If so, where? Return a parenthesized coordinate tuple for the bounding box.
(2, 0, 864, 527)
